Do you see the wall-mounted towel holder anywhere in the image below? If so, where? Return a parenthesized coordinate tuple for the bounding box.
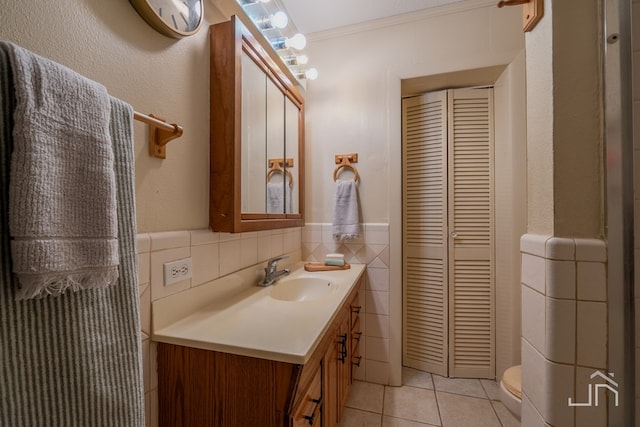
(333, 153, 360, 183)
(496, 0, 543, 32)
(267, 158, 294, 188)
(133, 111, 183, 159)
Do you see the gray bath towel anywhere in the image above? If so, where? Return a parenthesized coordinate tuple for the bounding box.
(4, 41, 119, 299)
(332, 179, 360, 240)
(0, 42, 144, 425)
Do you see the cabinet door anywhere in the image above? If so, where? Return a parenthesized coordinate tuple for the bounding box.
(265, 77, 286, 214)
(350, 294, 363, 381)
(284, 96, 299, 214)
(323, 325, 339, 427)
(241, 52, 267, 213)
(337, 313, 351, 420)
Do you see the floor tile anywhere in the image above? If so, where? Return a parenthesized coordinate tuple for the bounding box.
(432, 374, 487, 399)
(345, 380, 385, 413)
(480, 379, 501, 400)
(491, 401, 521, 427)
(436, 391, 501, 427)
(383, 415, 440, 426)
(338, 407, 382, 427)
(383, 386, 441, 426)
(402, 367, 434, 390)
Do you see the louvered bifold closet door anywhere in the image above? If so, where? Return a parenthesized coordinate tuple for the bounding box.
(402, 91, 448, 376)
(447, 88, 494, 379)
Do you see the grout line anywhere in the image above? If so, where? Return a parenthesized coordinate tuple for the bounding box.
(488, 399, 506, 427)
(433, 386, 444, 427)
(381, 383, 386, 415)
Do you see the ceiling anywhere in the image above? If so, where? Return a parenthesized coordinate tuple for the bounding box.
(278, 0, 470, 34)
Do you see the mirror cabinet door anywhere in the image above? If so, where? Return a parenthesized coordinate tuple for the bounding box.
(285, 96, 299, 214)
(265, 77, 286, 214)
(241, 52, 267, 213)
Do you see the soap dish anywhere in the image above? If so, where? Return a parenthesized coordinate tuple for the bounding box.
(304, 262, 351, 272)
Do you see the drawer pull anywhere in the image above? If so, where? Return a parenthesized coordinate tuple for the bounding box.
(352, 355, 362, 367)
(303, 397, 323, 425)
(351, 305, 362, 315)
(337, 333, 348, 363)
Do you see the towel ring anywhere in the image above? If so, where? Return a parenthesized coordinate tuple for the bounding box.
(333, 153, 360, 183)
(267, 158, 294, 188)
(267, 168, 294, 188)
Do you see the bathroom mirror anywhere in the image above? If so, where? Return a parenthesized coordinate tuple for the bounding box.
(210, 15, 305, 232)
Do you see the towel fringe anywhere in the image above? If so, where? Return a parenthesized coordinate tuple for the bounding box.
(14, 268, 119, 300)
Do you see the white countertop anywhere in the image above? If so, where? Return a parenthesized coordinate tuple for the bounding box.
(152, 262, 365, 364)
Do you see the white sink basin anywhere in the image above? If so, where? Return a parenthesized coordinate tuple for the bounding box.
(270, 277, 336, 302)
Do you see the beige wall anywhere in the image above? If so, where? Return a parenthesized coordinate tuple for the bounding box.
(0, 0, 225, 233)
(526, 0, 605, 238)
(494, 50, 527, 380)
(304, 2, 524, 224)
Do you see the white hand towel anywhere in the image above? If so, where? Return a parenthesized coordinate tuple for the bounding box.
(266, 182, 284, 213)
(4, 42, 119, 299)
(266, 182, 292, 214)
(332, 179, 360, 240)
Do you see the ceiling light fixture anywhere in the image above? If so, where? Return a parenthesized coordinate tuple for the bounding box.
(282, 54, 309, 66)
(254, 11, 288, 30)
(271, 33, 306, 50)
(296, 67, 318, 81)
(239, 0, 270, 5)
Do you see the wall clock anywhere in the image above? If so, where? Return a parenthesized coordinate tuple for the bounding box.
(130, 0, 203, 39)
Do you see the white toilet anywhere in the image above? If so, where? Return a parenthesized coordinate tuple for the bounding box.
(499, 365, 522, 420)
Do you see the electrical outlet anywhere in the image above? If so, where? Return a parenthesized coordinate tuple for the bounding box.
(163, 258, 193, 286)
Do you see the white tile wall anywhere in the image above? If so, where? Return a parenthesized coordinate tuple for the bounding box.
(545, 297, 575, 365)
(574, 366, 608, 427)
(576, 301, 607, 369)
(545, 260, 575, 300)
(521, 253, 546, 294)
(302, 222, 391, 385)
(137, 227, 301, 426)
(520, 234, 608, 427)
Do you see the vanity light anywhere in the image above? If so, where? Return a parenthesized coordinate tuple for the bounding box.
(271, 33, 307, 50)
(296, 67, 318, 81)
(255, 11, 288, 30)
(283, 54, 309, 66)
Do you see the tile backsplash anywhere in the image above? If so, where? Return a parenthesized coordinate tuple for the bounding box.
(137, 227, 301, 426)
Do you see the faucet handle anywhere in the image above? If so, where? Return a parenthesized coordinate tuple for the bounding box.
(267, 255, 289, 266)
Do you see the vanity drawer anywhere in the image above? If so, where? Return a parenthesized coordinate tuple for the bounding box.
(292, 366, 322, 427)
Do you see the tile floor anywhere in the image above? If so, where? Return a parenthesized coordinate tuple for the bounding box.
(338, 367, 520, 427)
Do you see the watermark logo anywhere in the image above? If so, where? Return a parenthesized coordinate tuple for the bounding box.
(568, 371, 619, 407)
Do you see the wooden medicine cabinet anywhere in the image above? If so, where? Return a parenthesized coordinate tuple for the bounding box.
(210, 15, 305, 232)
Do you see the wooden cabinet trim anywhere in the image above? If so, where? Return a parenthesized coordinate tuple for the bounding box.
(209, 15, 305, 233)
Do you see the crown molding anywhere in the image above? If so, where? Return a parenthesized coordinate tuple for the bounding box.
(308, 0, 497, 42)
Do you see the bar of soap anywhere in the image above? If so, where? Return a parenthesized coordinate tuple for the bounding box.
(325, 253, 345, 260)
(324, 258, 345, 267)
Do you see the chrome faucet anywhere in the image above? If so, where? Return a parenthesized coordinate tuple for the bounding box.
(258, 255, 290, 287)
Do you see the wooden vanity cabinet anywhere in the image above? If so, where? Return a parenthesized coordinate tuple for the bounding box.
(157, 276, 364, 427)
